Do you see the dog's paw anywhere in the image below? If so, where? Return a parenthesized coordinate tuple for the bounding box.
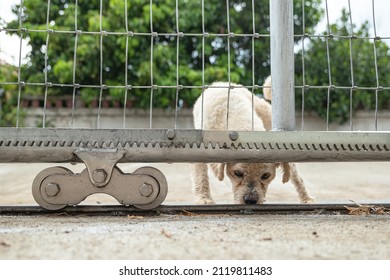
(301, 196, 315, 204)
(196, 198, 216, 205)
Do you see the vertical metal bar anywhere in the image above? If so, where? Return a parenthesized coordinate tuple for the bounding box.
(123, 0, 129, 129)
(149, 0, 154, 129)
(347, 0, 355, 131)
(42, 0, 52, 128)
(324, 0, 332, 131)
(16, 0, 24, 128)
(174, 0, 180, 129)
(371, 0, 380, 131)
(270, 0, 295, 131)
(300, 0, 306, 131)
(226, 0, 231, 130)
(71, 0, 79, 127)
(200, 0, 205, 130)
(251, 0, 256, 131)
(97, 0, 104, 129)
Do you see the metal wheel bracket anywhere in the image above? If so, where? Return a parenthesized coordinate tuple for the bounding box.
(74, 148, 125, 187)
(32, 165, 168, 210)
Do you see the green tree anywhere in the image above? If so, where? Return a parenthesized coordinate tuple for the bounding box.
(0, 61, 21, 127)
(295, 9, 390, 124)
(4, 0, 323, 109)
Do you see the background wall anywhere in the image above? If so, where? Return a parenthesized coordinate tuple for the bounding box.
(24, 108, 390, 131)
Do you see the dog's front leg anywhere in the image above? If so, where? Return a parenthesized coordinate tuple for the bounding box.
(289, 163, 314, 203)
(190, 163, 215, 204)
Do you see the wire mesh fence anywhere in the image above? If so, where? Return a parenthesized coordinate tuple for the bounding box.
(1, 0, 390, 131)
(0, 1, 389, 146)
(296, 0, 390, 131)
(0, 0, 389, 165)
(0, 0, 269, 130)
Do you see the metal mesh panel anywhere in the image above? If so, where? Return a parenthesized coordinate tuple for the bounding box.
(0, 0, 389, 162)
(296, 0, 390, 131)
(1, 0, 272, 130)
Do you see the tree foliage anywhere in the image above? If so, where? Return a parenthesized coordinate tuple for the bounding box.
(5, 0, 323, 109)
(0, 62, 20, 127)
(295, 9, 390, 124)
(6, 1, 389, 124)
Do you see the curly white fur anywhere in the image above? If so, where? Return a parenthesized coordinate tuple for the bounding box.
(191, 78, 313, 204)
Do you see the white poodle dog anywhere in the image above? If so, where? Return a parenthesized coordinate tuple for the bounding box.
(191, 77, 313, 204)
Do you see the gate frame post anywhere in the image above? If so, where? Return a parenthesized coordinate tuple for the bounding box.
(270, 0, 295, 131)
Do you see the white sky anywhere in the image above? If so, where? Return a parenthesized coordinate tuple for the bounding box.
(0, 0, 30, 65)
(316, 0, 390, 37)
(1, 0, 390, 65)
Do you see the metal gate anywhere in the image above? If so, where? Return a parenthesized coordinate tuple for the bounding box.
(0, 0, 389, 211)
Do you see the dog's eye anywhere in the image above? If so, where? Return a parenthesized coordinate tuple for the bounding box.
(233, 170, 244, 178)
(261, 172, 271, 180)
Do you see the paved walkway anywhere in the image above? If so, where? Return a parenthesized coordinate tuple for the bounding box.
(0, 162, 389, 259)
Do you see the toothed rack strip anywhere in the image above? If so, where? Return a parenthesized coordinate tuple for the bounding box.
(0, 128, 390, 163)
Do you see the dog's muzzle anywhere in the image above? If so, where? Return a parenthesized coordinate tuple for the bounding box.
(243, 192, 259, 204)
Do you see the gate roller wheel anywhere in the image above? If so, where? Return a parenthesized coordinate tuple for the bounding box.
(32, 166, 73, 210)
(132, 166, 168, 210)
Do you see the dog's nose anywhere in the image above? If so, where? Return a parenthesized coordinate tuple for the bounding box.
(243, 193, 259, 204)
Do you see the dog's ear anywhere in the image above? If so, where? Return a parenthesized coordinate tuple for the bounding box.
(263, 76, 272, 101)
(210, 163, 226, 181)
(277, 163, 291, 183)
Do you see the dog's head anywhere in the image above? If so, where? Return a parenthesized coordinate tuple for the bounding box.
(210, 162, 291, 204)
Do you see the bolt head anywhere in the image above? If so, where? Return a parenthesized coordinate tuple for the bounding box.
(93, 169, 107, 183)
(139, 183, 153, 197)
(166, 129, 176, 140)
(45, 183, 60, 197)
(229, 131, 239, 141)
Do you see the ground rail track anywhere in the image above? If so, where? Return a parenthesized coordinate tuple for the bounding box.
(1, 203, 389, 216)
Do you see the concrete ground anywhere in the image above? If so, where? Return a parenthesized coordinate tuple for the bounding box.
(0, 162, 390, 259)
